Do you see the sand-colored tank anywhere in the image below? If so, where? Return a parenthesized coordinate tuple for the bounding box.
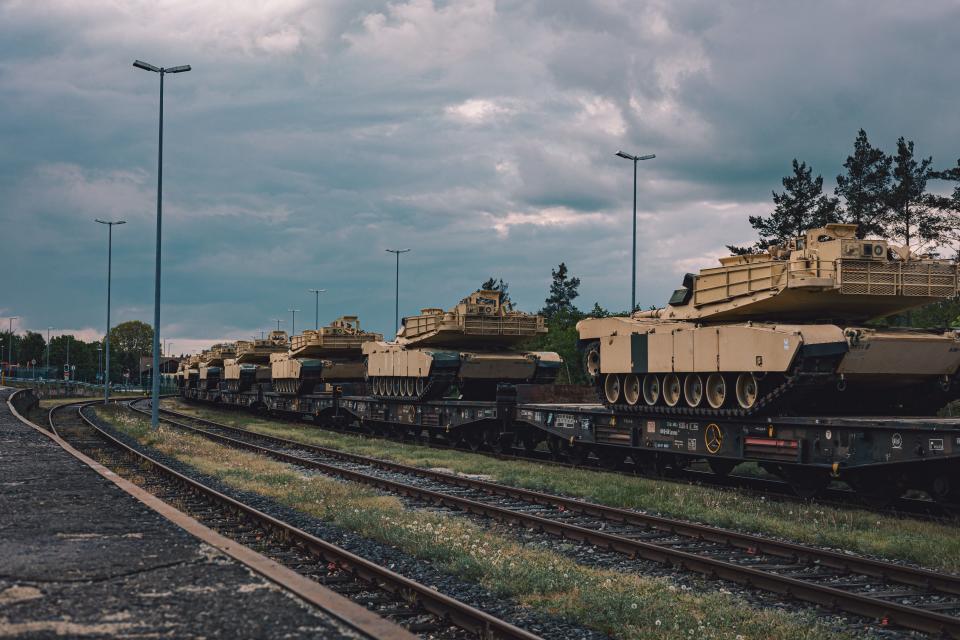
(578, 224, 960, 416)
(224, 331, 289, 392)
(183, 355, 201, 389)
(363, 290, 562, 401)
(271, 317, 381, 395)
(198, 343, 236, 391)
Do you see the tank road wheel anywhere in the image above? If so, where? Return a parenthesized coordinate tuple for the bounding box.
(415, 377, 426, 398)
(400, 378, 410, 397)
(705, 373, 727, 409)
(735, 373, 759, 410)
(392, 377, 401, 397)
(405, 378, 415, 397)
(604, 374, 622, 405)
(583, 341, 601, 382)
(684, 374, 703, 408)
(623, 374, 641, 406)
(370, 378, 379, 395)
(642, 375, 661, 406)
(663, 374, 681, 407)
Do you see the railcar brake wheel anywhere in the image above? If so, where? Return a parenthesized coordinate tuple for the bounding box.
(663, 374, 681, 407)
(684, 374, 703, 407)
(603, 374, 621, 404)
(705, 373, 726, 409)
(623, 374, 641, 405)
(642, 374, 660, 405)
(583, 341, 601, 381)
(735, 372, 759, 409)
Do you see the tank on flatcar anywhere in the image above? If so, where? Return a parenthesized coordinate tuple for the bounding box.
(223, 330, 288, 392)
(198, 343, 235, 391)
(363, 290, 562, 401)
(271, 317, 381, 395)
(578, 223, 960, 416)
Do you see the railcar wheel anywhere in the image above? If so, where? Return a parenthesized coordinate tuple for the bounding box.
(663, 374, 681, 407)
(705, 373, 727, 409)
(683, 374, 703, 407)
(848, 470, 901, 508)
(781, 466, 830, 499)
(707, 458, 737, 477)
(583, 341, 601, 381)
(928, 471, 959, 504)
(596, 449, 623, 471)
(604, 374, 621, 404)
(735, 373, 759, 410)
(642, 375, 660, 405)
(623, 374, 641, 405)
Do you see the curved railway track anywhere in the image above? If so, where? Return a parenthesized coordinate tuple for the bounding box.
(137, 399, 960, 637)
(47, 399, 545, 640)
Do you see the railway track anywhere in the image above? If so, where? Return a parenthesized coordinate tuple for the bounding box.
(184, 396, 955, 520)
(47, 399, 545, 640)
(136, 399, 960, 637)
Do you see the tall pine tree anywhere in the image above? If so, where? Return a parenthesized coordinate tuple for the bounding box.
(748, 159, 839, 246)
(886, 137, 945, 252)
(541, 263, 581, 319)
(929, 158, 960, 257)
(835, 129, 892, 238)
(480, 277, 510, 303)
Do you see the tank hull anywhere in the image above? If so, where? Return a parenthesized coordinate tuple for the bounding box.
(363, 342, 562, 401)
(578, 318, 960, 416)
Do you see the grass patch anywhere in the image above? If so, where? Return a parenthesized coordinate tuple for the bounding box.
(102, 404, 841, 640)
(164, 399, 960, 574)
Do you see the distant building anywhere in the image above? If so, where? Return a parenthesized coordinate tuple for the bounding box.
(138, 356, 179, 377)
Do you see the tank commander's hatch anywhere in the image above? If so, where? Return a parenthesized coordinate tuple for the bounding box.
(668, 273, 695, 306)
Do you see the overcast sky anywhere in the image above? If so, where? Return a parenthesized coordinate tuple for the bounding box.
(2, 0, 958, 353)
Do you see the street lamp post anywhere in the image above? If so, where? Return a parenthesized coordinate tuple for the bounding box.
(385, 249, 411, 335)
(288, 308, 300, 339)
(308, 288, 326, 330)
(98, 344, 103, 386)
(96, 218, 125, 403)
(6, 316, 18, 370)
(133, 59, 191, 428)
(46, 327, 52, 377)
(272, 318, 283, 332)
(615, 150, 655, 313)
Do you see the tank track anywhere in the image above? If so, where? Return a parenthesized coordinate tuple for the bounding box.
(599, 371, 834, 418)
(371, 371, 457, 403)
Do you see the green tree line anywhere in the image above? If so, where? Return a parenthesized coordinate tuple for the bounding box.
(1, 320, 154, 383)
(730, 130, 960, 254)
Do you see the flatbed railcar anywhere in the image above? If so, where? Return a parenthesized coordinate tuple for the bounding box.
(179, 384, 960, 506)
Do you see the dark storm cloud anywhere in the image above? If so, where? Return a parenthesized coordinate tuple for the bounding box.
(1, 0, 958, 350)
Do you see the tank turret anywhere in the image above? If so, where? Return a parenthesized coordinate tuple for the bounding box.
(364, 290, 561, 401)
(578, 224, 960, 417)
(639, 224, 958, 324)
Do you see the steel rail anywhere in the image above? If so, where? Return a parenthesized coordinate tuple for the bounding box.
(141, 400, 960, 637)
(48, 399, 543, 640)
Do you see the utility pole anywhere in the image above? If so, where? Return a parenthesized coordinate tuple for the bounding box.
(615, 150, 655, 312)
(46, 327, 52, 376)
(385, 249, 411, 335)
(7, 316, 18, 369)
(288, 308, 300, 339)
(308, 288, 325, 330)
